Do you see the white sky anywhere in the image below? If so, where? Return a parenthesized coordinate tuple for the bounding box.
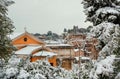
(8, 0, 91, 34)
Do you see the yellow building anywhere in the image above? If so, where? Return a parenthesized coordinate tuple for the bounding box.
(11, 31, 57, 67)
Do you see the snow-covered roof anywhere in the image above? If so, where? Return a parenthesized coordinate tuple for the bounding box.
(33, 51, 57, 57)
(75, 56, 90, 61)
(15, 45, 41, 55)
(10, 32, 45, 44)
(45, 40, 60, 44)
(46, 44, 73, 47)
(9, 32, 23, 40)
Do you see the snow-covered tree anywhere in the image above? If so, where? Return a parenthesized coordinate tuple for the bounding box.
(2, 56, 79, 79)
(0, 0, 14, 60)
(0, 1, 14, 78)
(82, 0, 120, 79)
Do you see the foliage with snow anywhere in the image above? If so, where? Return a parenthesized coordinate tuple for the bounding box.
(115, 72, 120, 79)
(0, 0, 14, 60)
(82, 0, 120, 26)
(0, 55, 82, 79)
(82, 0, 120, 79)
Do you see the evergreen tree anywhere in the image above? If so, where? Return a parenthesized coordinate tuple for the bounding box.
(63, 28, 67, 33)
(82, 0, 120, 78)
(86, 26, 93, 32)
(0, 0, 14, 60)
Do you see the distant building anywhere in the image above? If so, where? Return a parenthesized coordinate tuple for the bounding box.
(65, 34, 86, 48)
(65, 33, 99, 60)
(46, 44, 74, 58)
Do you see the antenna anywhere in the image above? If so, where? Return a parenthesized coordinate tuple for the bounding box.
(24, 27, 27, 32)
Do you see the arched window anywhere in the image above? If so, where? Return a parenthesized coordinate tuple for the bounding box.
(24, 37, 27, 42)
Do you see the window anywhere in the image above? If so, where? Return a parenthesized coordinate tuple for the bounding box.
(50, 63, 53, 66)
(24, 37, 27, 42)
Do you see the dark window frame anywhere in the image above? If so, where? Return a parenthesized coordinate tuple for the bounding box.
(24, 37, 27, 42)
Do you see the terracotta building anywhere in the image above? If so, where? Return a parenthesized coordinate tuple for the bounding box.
(11, 31, 45, 49)
(11, 31, 57, 67)
(10, 31, 99, 70)
(46, 44, 74, 58)
(65, 34, 99, 60)
(45, 43, 75, 70)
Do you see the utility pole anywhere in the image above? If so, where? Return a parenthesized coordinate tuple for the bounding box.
(75, 40, 81, 79)
(79, 46, 81, 79)
(77, 40, 86, 79)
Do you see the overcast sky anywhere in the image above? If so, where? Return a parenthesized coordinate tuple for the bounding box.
(8, 0, 91, 34)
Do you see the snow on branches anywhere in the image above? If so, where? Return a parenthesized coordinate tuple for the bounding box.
(0, 0, 14, 60)
(90, 55, 115, 79)
(82, 0, 120, 79)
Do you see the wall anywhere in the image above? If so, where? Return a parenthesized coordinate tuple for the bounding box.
(51, 48, 75, 57)
(12, 35, 44, 45)
(31, 56, 57, 67)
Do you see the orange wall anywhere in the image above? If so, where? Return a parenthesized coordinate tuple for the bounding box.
(12, 35, 44, 45)
(31, 56, 57, 67)
(31, 56, 45, 62)
(48, 56, 57, 67)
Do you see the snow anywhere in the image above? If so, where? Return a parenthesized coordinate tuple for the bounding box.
(8, 55, 22, 66)
(33, 51, 57, 57)
(98, 40, 116, 58)
(115, 72, 120, 79)
(23, 60, 73, 79)
(34, 73, 46, 79)
(0, 0, 6, 6)
(74, 49, 79, 52)
(84, 6, 94, 15)
(96, 7, 120, 15)
(87, 6, 94, 12)
(82, 0, 120, 79)
(95, 55, 115, 75)
(91, 22, 117, 43)
(46, 44, 73, 47)
(108, 15, 117, 20)
(17, 69, 30, 79)
(81, 57, 90, 60)
(5, 67, 18, 78)
(15, 45, 41, 55)
(75, 56, 90, 61)
(89, 55, 115, 79)
(117, 0, 120, 2)
(9, 32, 23, 39)
(45, 40, 60, 44)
